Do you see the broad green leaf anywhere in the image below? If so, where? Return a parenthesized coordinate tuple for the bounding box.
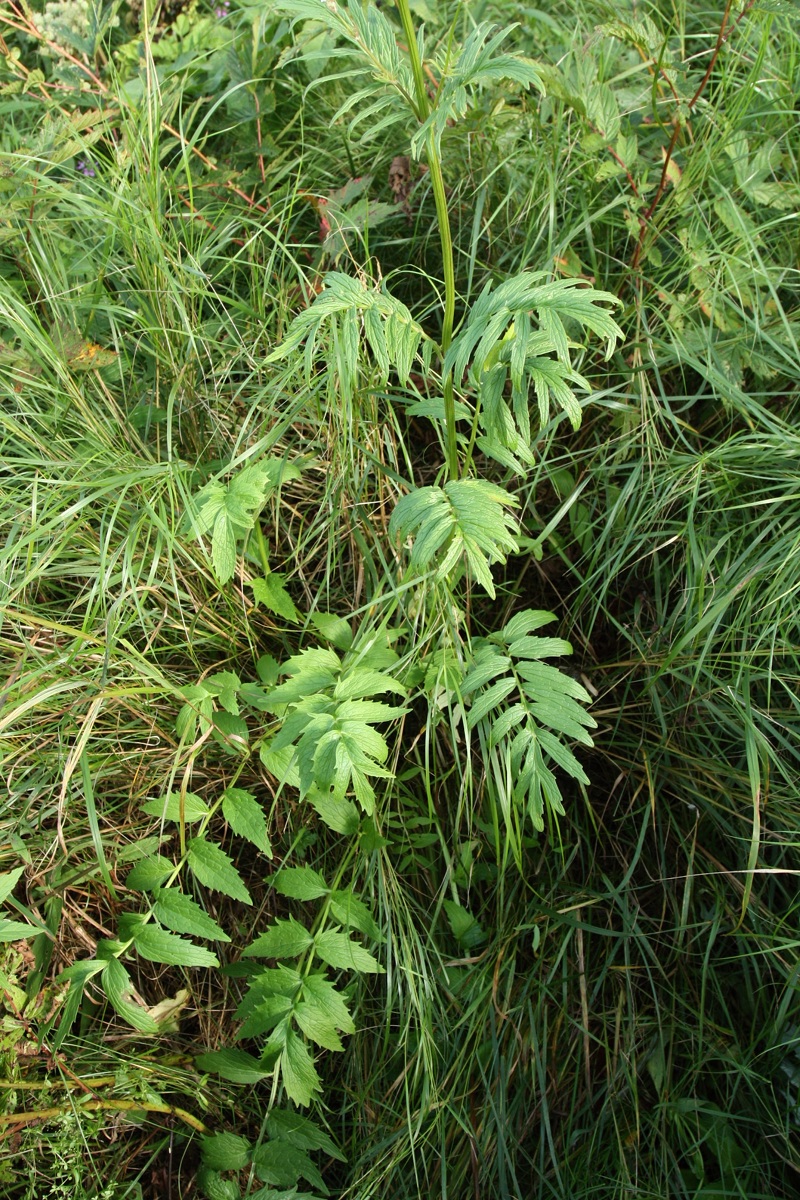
(251, 1139, 327, 1193)
(301, 973, 355, 1037)
(443, 900, 486, 950)
(310, 612, 353, 650)
(195, 1047, 271, 1084)
(212, 510, 237, 584)
(308, 789, 360, 835)
(329, 889, 382, 940)
(273, 867, 329, 901)
(212, 711, 250, 755)
(267, 1109, 346, 1160)
(0, 919, 36, 942)
(501, 609, 557, 642)
(195, 1168, 240, 1200)
(153, 889, 230, 943)
(142, 792, 209, 823)
(132, 924, 218, 968)
(252, 574, 300, 623)
(466, 677, 518, 728)
(293, 1000, 344, 1052)
(507, 635, 573, 659)
(281, 1027, 322, 1107)
(242, 917, 314, 960)
(333, 669, 407, 700)
(314, 930, 383, 974)
(125, 855, 175, 892)
(222, 787, 272, 856)
(188, 838, 252, 905)
(461, 653, 511, 696)
(206, 671, 242, 715)
(101, 957, 159, 1034)
(0, 867, 24, 906)
(200, 1133, 251, 1172)
(236, 993, 295, 1040)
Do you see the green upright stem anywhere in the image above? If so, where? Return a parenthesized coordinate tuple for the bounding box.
(394, 0, 460, 481)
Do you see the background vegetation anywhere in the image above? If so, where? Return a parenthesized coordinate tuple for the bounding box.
(1, 0, 799, 1196)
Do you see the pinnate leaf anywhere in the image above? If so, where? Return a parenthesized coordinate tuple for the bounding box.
(390, 479, 519, 599)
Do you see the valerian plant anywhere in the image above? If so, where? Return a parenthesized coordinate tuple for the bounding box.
(40, 3, 623, 1196)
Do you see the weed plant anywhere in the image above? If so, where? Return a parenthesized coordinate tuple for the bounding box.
(0, 0, 799, 1196)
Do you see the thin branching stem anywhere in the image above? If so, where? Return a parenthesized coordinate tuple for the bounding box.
(395, 0, 460, 480)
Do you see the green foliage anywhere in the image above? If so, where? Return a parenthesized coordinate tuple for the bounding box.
(390, 478, 519, 598)
(461, 609, 596, 832)
(1, 0, 798, 1195)
(260, 637, 407, 815)
(188, 459, 303, 586)
(266, 270, 426, 394)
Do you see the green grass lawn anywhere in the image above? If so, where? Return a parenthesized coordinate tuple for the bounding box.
(1, 0, 799, 1196)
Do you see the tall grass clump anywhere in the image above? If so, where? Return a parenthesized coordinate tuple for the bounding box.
(0, 0, 798, 1196)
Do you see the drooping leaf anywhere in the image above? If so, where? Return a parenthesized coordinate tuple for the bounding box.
(390, 479, 519, 599)
(101, 956, 159, 1034)
(281, 1027, 322, 1108)
(266, 272, 425, 392)
(463, 609, 596, 834)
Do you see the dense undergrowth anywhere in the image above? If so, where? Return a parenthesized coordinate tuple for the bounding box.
(0, 0, 799, 1196)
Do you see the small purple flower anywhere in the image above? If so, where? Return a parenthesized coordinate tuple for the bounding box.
(76, 159, 96, 178)
(214, 0, 230, 15)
